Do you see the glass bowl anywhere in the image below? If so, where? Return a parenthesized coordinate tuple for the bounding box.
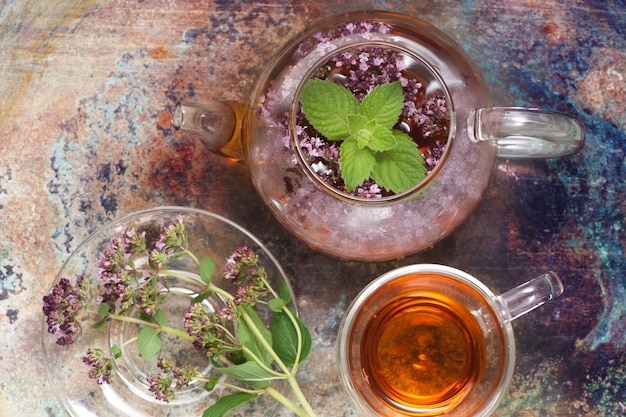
(42, 206, 294, 416)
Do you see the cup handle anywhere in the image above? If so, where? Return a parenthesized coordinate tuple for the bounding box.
(468, 107, 585, 158)
(171, 101, 247, 162)
(498, 271, 564, 321)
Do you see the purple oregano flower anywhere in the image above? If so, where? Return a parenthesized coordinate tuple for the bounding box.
(43, 275, 88, 346)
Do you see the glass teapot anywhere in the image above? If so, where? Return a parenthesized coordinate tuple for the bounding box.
(171, 11, 584, 262)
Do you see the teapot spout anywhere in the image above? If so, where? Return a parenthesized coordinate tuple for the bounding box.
(171, 101, 247, 162)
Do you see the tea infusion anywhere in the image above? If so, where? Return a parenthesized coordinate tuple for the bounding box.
(360, 287, 486, 415)
(295, 44, 450, 199)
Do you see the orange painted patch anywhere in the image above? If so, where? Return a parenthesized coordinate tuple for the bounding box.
(157, 109, 173, 129)
(148, 46, 170, 61)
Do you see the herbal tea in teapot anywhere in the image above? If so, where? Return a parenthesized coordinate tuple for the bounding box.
(172, 11, 584, 261)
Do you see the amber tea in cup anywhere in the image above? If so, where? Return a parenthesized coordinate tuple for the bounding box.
(362, 287, 487, 413)
(337, 264, 564, 417)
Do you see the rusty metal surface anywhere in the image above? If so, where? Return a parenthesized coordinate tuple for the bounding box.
(1, 1, 625, 415)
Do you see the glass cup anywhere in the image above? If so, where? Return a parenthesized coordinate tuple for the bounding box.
(337, 264, 564, 416)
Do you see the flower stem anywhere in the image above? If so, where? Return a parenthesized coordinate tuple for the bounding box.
(241, 346, 285, 378)
(109, 313, 159, 328)
(119, 336, 138, 349)
(240, 311, 288, 373)
(285, 374, 317, 417)
(159, 326, 193, 341)
(108, 313, 193, 341)
(159, 269, 206, 289)
(183, 249, 200, 265)
(265, 386, 313, 417)
(259, 274, 279, 299)
(207, 285, 235, 301)
(239, 309, 317, 416)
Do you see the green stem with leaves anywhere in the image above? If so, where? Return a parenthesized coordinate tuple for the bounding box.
(240, 308, 317, 417)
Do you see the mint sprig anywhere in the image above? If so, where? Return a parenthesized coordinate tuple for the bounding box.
(300, 79, 426, 193)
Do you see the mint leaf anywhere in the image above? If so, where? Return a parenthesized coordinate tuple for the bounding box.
(301, 78, 426, 194)
(340, 139, 376, 191)
(347, 113, 368, 134)
(300, 79, 358, 140)
(202, 392, 258, 417)
(371, 130, 426, 193)
(359, 81, 404, 129)
(367, 124, 397, 152)
(138, 327, 162, 360)
(354, 119, 376, 149)
(199, 256, 216, 284)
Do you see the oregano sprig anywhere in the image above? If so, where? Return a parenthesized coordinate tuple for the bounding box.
(43, 216, 316, 417)
(300, 79, 427, 193)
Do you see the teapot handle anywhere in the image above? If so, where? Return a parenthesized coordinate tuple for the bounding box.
(171, 101, 247, 162)
(468, 107, 585, 158)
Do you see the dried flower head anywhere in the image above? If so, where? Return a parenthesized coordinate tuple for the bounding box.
(155, 215, 186, 254)
(82, 348, 115, 385)
(146, 360, 198, 403)
(224, 246, 260, 284)
(43, 275, 88, 346)
(173, 362, 196, 387)
(183, 303, 229, 356)
(135, 279, 163, 315)
(146, 371, 175, 402)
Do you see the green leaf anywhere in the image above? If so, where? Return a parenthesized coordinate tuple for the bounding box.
(271, 311, 312, 367)
(347, 113, 368, 135)
(140, 311, 157, 325)
(204, 375, 219, 392)
(153, 308, 168, 326)
(367, 124, 398, 152)
(354, 119, 376, 149)
(98, 304, 111, 317)
(202, 392, 258, 417)
(359, 81, 404, 129)
(191, 288, 214, 305)
(137, 327, 162, 360)
(300, 79, 358, 140)
(277, 279, 292, 304)
(199, 256, 216, 284)
(340, 139, 376, 191)
(110, 344, 122, 359)
(212, 360, 280, 388)
(91, 319, 107, 330)
(238, 305, 273, 365)
(371, 130, 427, 193)
(268, 297, 286, 313)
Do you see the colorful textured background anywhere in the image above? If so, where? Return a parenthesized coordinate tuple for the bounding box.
(1, 0, 625, 416)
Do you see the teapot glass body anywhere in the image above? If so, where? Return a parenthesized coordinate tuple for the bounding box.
(173, 11, 584, 261)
